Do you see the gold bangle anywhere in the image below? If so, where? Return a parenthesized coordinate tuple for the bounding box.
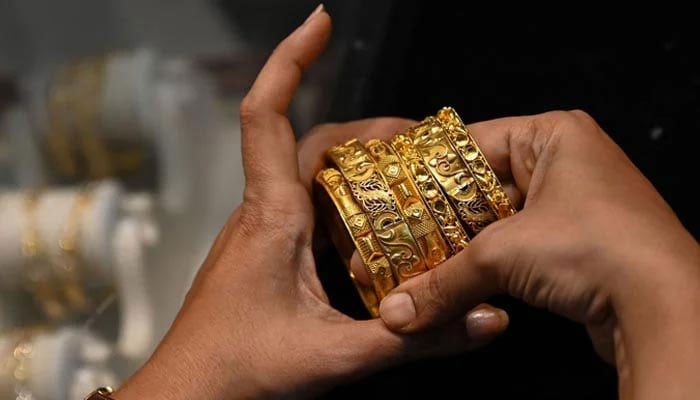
(46, 76, 80, 178)
(365, 139, 450, 268)
(327, 139, 429, 282)
(409, 118, 497, 235)
(0, 330, 33, 395)
(391, 133, 471, 253)
(48, 58, 113, 179)
(436, 107, 516, 218)
(22, 191, 67, 321)
(55, 187, 93, 314)
(315, 168, 395, 317)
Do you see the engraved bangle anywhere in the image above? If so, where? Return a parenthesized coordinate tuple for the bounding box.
(315, 168, 395, 317)
(436, 107, 516, 218)
(326, 139, 429, 282)
(365, 138, 450, 268)
(408, 118, 497, 236)
(390, 133, 471, 253)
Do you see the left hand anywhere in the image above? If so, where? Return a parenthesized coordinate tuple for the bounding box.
(114, 7, 508, 400)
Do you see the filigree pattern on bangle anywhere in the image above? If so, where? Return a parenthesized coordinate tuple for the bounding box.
(327, 139, 428, 281)
(436, 107, 516, 218)
(391, 134, 470, 253)
(408, 118, 497, 236)
(316, 168, 395, 316)
(365, 139, 450, 268)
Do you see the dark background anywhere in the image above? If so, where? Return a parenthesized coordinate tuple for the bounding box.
(315, 2, 699, 399)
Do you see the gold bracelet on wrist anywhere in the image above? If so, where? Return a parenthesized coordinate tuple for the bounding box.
(365, 139, 450, 268)
(409, 118, 497, 235)
(390, 133, 471, 253)
(436, 107, 516, 219)
(315, 168, 395, 317)
(327, 139, 429, 283)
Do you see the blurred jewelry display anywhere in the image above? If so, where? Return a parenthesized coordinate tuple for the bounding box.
(0, 327, 117, 400)
(0, 329, 35, 400)
(20, 186, 99, 322)
(0, 40, 235, 399)
(317, 108, 517, 316)
(47, 57, 108, 179)
(0, 181, 155, 360)
(0, 0, 275, 396)
(21, 188, 95, 322)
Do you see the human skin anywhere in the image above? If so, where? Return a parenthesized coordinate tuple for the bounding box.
(113, 6, 508, 400)
(114, 5, 700, 400)
(373, 86, 700, 400)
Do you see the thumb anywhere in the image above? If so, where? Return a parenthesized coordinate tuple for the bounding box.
(332, 307, 508, 382)
(378, 221, 514, 333)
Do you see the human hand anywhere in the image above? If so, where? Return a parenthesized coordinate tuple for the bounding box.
(114, 7, 507, 400)
(375, 111, 700, 399)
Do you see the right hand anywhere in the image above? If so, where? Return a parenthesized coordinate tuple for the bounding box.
(376, 110, 700, 399)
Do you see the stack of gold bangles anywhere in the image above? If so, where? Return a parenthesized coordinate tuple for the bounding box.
(315, 107, 516, 316)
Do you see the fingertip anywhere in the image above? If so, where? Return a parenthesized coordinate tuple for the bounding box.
(379, 292, 415, 331)
(349, 251, 371, 285)
(295, 4, 332, 59)
(464, 306, 509, 345)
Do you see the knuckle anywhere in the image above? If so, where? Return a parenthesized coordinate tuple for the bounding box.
(468, 222, 515, 284)
(569, 109, 594, 121)
(540, 110, 574, 123)
(468, 235, 500, 275)
(569, 109, 604, 133)
(420, 270, 451, 316)
(509, 114, 553, 158)
(522, 110, 599, 152)
(239, 189, 311, 244)
(239, 96, 259, 128)
(540, 110, 598, 135)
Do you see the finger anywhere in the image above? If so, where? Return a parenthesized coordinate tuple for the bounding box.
(298, 118, 416, 189)
(349, 250, 371, 286)
(240, 6, 331, 190)
(378, 256, 494, 333)
(587, 318, 617, 365)
(352, 251, 508, 344)
(329, 318, 473, 379)
(465, 112, 575, 204)
(329, 305, 507, 383)
(464, 304, 509, 348)
(377, 215, 522, 333)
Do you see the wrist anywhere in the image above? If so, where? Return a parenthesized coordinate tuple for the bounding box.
(113, 316, 276, 400)
(611, 246, 700, 399)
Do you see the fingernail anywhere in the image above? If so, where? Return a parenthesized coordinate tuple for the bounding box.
(304, 3, 325, 24)
(380, 293, 416, 330)
(465, 309, 509, 340)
